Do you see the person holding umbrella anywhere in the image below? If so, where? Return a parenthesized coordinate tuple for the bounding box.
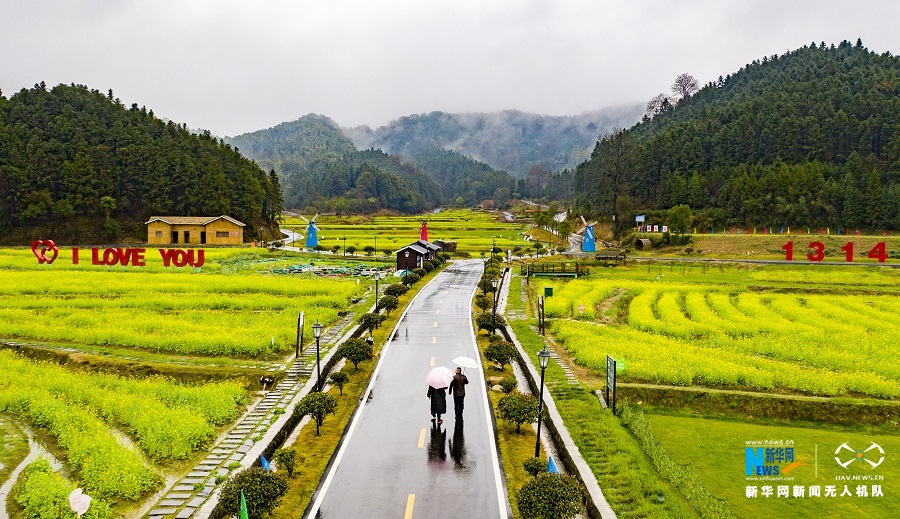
(448, 367, 468, 420)
(426, 366, 453, 425)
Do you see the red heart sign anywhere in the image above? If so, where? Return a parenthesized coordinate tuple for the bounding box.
(31, 239, 59, 264)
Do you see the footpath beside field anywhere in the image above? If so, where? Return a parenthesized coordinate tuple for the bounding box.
(141, 315, 355, 518)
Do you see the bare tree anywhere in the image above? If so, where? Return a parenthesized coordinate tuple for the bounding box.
(644, 93, 672, 119)
(591, 128, 637, 238)
(671, 73, 699, 102)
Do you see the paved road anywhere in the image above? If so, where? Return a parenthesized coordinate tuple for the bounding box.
(307, 260, 508, 519)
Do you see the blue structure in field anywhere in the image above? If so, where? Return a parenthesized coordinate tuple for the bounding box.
(582, 225, 596, 252)
(304, 215, 319, 248)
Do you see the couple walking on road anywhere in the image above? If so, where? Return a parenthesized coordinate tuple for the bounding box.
(427, 367, 468, 424)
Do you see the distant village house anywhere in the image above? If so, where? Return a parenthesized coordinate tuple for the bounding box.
(146, 215, 245, 245)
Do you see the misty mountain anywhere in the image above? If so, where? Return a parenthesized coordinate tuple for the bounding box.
(225, 116, 444, 213)
(344, 106, 643, 177)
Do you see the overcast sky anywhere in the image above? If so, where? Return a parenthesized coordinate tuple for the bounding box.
(2, 1, 899, 137)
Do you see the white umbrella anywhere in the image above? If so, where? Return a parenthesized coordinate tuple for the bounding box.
(453, 356, 478, 369)
(426, 366, 454, 388)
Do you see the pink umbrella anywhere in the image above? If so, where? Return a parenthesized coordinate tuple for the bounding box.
(426, 366, 454, 388)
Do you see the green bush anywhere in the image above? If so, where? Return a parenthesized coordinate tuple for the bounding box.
(497, 392, 539, 433)
(413, 267, 427, 278)
(384, 283, 409, 297)
(219, 467, 288, 518)
(376, 295, 399, 315)
(523, 456, 546, 477)
(273, 448, 301, 478)
(485, 340, 516, 370)
(295, 392, 338, 435)
(476, 313, 507, 334)
(475, 293, 493, 312)
(337, 339, 373, 370)
(499, 377, 517, 394)
(516, 472, 584, 519)
(402, 273, 421, 286)
(329, 371, 350, 395)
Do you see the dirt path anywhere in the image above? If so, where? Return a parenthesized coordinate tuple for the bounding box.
(594, 288, 627, 324)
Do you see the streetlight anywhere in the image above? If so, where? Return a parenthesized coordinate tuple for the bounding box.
(374, 272, 383, 300)
(343, 234, 346, 257)
(312, 320, 323, 391)
(535, 348, 551, 457)
(404, 250, 410, 283)
(490, 278, 499, 335)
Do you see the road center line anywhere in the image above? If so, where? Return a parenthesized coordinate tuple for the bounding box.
(434, 321, 438, 327)
(436, 309, 440, 314)
(404, 494, 415, 519)
(432, 336, 436, 344)
(418, 428, 426, 448)
(430, 356, 435, 366)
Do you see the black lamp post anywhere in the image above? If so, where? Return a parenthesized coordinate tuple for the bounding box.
(374, 272, 383, 300)
(490, 277, 499, 335)
(535, 348, 551, 457)
(343, 234, 346, 257)
(313, 320, 323, 391)
(404, 250, 410, 283)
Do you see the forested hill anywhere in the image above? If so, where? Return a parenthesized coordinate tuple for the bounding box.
(226, 116, 443, 213)
(226, 114, 357, 175)
(226, 114, 518, 212)
(346, 107, 643, 177)
(573, 40, 900, 231)
(0, 83, 282, 244)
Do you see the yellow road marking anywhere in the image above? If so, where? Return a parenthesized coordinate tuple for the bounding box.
(440, 299, 444, 303)
(430, 356, 435, 366)
(418, 428, 426, 448)
(434, 321, 438, 328)
(436, 309, 440, 315)
(405, 494, 415, 519)
(432, 336, 436, 344)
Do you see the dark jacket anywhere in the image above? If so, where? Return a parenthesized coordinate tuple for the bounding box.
(448, 373, 468, 397)
(427, 385, 447, 415)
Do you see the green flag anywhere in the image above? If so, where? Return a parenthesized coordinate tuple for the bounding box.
(239, 489, 249, 519)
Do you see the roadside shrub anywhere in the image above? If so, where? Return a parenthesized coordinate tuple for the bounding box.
(499, 377, 517, 394)
(337, 339, 373, 370)
(273, 448, 300, 478)
(328, 371, 350, 395)
(413, 268, 427, 278)
(485, 340, 517, 370)
(376, 295, 399, 315)
(384, 283, 408, 297)
(497, 392, 539, 433)
(421, 262, 434, 273)
(219, 467, 288, 518)
(476, 313, 507, 335)
(295, 393, 338, 435)
(357, 313, 385, 335)
(475, 293, 493, 312)
(517, 472, 584, 519)
(402, 273, 421, 286)
(523, 456, 546, 477)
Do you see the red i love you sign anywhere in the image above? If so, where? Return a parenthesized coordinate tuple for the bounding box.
(33, 239, 205, 268)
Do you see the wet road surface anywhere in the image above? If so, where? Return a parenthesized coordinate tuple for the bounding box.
(308, 260, 507, 518)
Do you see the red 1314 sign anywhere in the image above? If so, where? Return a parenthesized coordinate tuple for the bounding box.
(781, 241, 888, 263)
